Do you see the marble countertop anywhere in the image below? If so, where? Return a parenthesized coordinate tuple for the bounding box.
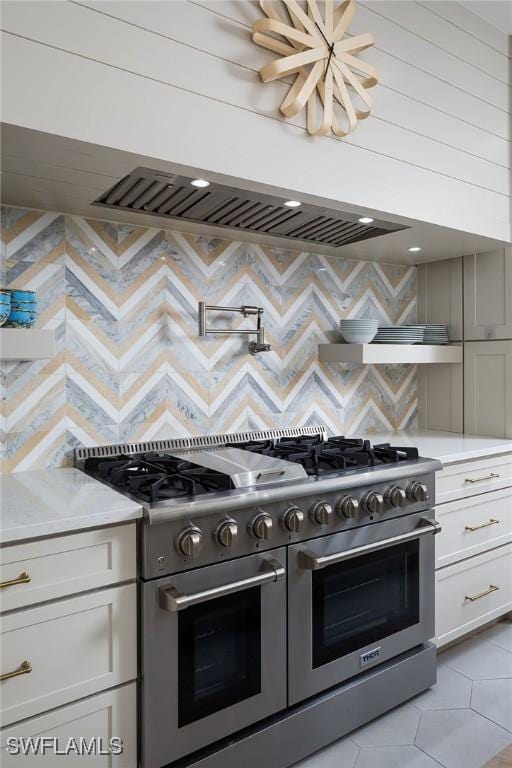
(369, 429, 512, 465)
(2, 431, 511, 545)
(0, 468, 143, 545)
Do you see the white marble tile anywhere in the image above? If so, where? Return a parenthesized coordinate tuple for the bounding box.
(415, 709, 511, 768)
(354, 745, 442, 768)
(292, 738, 359, 768)
(413, 665, 472, 711)
(484, 621, 512, 654)
(350, 703, 421, 747)
(471, 678, 512, 732)
(439, 636, 512, 680)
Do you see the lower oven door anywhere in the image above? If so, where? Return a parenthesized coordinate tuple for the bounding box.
(288, 512, 438, 705)
(141, 547, 287, 768)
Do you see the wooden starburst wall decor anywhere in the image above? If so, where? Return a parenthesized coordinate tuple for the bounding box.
(252, 0, 378, 137)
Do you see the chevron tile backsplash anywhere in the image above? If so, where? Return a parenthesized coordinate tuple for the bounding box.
(0, 206, 418, 472)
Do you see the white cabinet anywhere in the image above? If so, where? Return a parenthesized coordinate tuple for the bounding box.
(0, 683, 137, 767)
(0, 584, 137, 726)
(436, 543, 512, 646)
(0, 523, 137, 755)
(416, 257, 464, 433)
(436, 453, 512, 504)
(464, 248, 512, 341)
(464, 341, 512, 438)
(0, 525, 136, 612)
(417, 364, 463, 433)
(417, 257, 463, 341)
(434, 452, 512, 647)
(435, 487, 512, 568)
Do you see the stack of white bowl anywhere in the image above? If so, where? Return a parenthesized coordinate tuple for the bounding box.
(339, 318, 378, 343)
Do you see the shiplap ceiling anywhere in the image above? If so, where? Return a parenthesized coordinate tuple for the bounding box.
(460, 1, 512, 33)
(1, 124, 508, 266)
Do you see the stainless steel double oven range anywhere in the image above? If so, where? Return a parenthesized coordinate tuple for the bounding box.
(76, 427, 441, 768)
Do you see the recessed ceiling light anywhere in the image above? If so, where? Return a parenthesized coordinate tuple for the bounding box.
(191, 179, 210, 188)
(284, 200, 301, 208)
(358, 216, 374, 224)
(408, 246, 422, 252)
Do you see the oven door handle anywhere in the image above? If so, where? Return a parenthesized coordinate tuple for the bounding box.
(298, 518, 441, 571)
(158, 556, 286, 612)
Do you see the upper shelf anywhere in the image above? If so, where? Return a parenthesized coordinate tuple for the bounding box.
(318, 343, 463, 365)
(0, 329, 56, 361)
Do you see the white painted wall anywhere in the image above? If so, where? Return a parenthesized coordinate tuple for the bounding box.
(1, 0, 510, 241)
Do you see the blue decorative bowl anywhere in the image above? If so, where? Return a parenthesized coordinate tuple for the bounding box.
(0, 291, 11, 326)
(8, 289, 36, 302)
(10, 301, 37, 311)
(4, 309, 37, 328)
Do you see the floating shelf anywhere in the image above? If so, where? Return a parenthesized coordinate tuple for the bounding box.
(318, 343, 463, 365)
(0, 329, 56, 361)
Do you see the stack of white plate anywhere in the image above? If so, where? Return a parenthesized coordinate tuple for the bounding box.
(373, 325, 425, 344)
(339, 318, 378, 343)
(423, 324, 449, 344)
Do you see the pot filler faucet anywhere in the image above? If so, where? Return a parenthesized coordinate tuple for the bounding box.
(198, 301, 271, 354)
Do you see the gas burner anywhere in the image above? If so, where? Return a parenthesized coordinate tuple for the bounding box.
(229, 435, 419, 476)
(83, 451, 234, 502)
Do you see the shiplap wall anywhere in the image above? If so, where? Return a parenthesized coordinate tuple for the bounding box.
(1, 1, 510, 241)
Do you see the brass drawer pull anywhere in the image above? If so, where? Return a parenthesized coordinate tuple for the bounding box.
(0, 660, 32, 682)
(465, 518, 500, 532)
(0, 571, 31, 589)
(464, 585, 499, 602)
(464, 473, 500, 484)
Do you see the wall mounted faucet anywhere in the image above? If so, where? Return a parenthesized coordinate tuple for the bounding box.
(198, 301, 271, 355)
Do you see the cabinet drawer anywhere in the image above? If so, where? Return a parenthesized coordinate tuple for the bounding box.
(0, 683, 137, 767)
(436, 488, 512, 568)
(436, 454, 512, 505)
(0, 584, 136, 726)
(436, 544, 512, 647)
(0, 525, 136, 613)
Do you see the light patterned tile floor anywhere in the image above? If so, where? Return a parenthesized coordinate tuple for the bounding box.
(293, 620, 512, 768)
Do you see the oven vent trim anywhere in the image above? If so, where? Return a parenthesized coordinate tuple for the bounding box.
(92, 167, 408, 249)
(74, 425, 328, 466)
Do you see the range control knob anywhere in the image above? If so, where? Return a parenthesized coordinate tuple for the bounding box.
(251, 513, 273, 540)
(283, 506, 304, 533)
(216, 520, 239, 548)
(407, 481, 429, 503)
(311, 501, 333, 526)
(386, 486, 407, 508)
(336, 495, 360, 519)
(177, 526, 204, 558)
(362, 491, 384, 515)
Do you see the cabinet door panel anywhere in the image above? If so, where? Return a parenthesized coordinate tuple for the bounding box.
(464, 249, 512, 340)
(435, 488, 512, 568)
(0, 584, 137, 726)
(464, 341, 512, 438)
(417, 257, 463, 341)
(418, 363, 463, 433)
(0, 683, 137, 767)
(0, 524, 136, 613)
(436, 544, 512, 647)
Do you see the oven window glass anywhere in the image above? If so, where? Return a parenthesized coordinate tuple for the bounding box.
(178, 586, 261, 726)
(312, 540, 419, 668)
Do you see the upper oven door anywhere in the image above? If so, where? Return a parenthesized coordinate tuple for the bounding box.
(141, 547, 287, 768)
(288, 512, 438, 705)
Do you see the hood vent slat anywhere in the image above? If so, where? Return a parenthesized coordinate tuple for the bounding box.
(93, 167, 408, 248)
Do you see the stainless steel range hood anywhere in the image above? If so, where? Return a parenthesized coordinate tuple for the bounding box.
(93, 167, 408, 249)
